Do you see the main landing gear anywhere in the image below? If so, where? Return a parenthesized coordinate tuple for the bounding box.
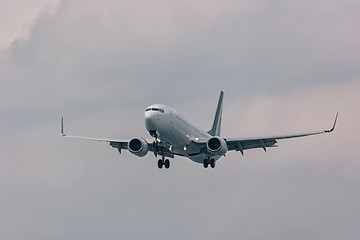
(153, 139, 171, 169)
(203, 158, 216, 168)
(158, 156, 170, 169)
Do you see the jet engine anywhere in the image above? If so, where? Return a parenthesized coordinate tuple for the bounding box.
(207, 136, 228, 156)
(128, 138, 149, 157)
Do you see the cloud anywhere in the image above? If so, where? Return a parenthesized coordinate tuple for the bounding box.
(0, 1, 360, 239)
(0, 0, 60, 50)
(2, 0, 360, 113)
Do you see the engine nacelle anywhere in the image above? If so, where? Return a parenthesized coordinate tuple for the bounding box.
(128, 138, 149, 157)
(207, 136, 228, 156)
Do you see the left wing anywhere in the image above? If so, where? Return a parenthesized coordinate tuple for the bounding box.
(225, 112, 338, 155)
(192, 113, 338, 155)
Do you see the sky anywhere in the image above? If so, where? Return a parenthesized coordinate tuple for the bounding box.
(0, 0, 360, 239)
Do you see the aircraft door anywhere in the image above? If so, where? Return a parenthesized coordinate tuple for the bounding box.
(170, 112, 177, 131)
(170, 113, 174, 124)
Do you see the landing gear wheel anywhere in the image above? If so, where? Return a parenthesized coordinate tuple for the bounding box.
(157, 159, 163, 169)
(164, 159, 170, 169)
(210, 159, 215, 168)
(203, 159, 209, 168)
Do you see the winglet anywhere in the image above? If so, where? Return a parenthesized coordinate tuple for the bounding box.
(61, 117, 66, 136)
(325, 112, 338, 133)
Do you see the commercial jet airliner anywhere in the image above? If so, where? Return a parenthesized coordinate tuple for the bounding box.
(61, 91, 337, 169)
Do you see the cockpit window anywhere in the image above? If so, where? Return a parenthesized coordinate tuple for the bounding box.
(145, 108, 164, 113)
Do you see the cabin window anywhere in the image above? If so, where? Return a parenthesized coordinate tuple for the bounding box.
(145, 108, 164, 113)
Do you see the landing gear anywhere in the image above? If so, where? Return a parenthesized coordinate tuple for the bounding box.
(164, 159, 170, 169)
(203, 159, 209, 168)
(158, 159, 163, 169)
(153, 140, 159, 157)
(152, 136, 171, 169)
(203, 158, 216, 168)
(210, 158, 216, 168)
(158, 157, 170, 169)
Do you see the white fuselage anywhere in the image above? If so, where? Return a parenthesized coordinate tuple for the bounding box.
(144, 104, 220, 163)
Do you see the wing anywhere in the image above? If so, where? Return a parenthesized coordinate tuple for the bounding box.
(193, 113, 338, 155)
(60, 118, 182, 158)
(61, 117, 131, 153)
(225, 113, 338, 155)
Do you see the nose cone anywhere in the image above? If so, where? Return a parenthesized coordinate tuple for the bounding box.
(144, 104, 169, 132)
(144, 109, 158, 131)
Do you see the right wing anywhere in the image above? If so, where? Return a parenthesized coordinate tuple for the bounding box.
(60, 117, 181, 158)
(61, 117, 129, 151)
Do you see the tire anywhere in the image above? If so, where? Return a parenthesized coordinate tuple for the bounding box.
(158, 159, 163, 169)
(203, 159, 209, 168)
(164, 159, 170, 169)
(210, 159, 215, 168)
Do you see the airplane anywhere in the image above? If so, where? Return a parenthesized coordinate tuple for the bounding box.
(61, 91, 338, 169)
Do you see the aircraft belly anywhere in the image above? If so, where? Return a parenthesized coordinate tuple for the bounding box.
(188, 155, 221, 164)
(161, 132, 207, 164)
(153, 110, 222, 165)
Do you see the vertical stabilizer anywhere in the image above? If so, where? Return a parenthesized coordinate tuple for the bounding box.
(207, 91, 224, 136)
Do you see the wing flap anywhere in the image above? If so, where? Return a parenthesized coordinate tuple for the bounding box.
(227, 113, 337, 154)
(227, 138, 277, 152)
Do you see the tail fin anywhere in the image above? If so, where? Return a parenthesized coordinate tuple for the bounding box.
(207, 91, 224, 136)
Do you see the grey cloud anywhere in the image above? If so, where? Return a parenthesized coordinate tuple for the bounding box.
(1, 1, 360, 239)
(2, 0, 359, 112)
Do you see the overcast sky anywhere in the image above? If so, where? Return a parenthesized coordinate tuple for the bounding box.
(1, 0, 360, 239)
